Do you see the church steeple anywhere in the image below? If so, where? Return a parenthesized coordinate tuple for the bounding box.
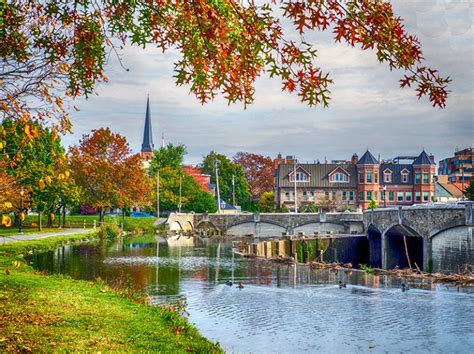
(141, 96, 154, 161)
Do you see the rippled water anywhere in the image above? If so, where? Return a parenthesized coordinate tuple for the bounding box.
(31, 236, 474, 353)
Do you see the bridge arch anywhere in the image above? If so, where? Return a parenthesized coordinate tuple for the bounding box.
(169, 221, 183, 231)
(183, 221, 194, 232)
(383, 223, 423, 270)
(226, 221, 286, 237)
(195, 220, 219, 230)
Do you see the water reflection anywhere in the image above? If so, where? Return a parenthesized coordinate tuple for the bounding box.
(31, 236, 474, 353)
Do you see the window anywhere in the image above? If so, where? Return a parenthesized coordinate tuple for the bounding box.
(366, 171, 373, 183)
(384, 170, 392, 183)
(415, 192, 421, 202)
(359, 192, 364, 201)
(423, 192, 429, 202)
(389, 191, 394, 201)
(291, 171, 309, 182)
(285, 192, 290, 201)
(406, 192, 412, 202)
(331, 172, 349, 182)
(423, 172, 429, 184)
(332, 191, 336, 200)
(325, 191, 329, 198)
(374, 191, 378, 200)
(366, 191, 372, 200)
(342, 191, 347, 200)
(359, 172, 364, 183)
(375, 172, 378, 183)
(397, 192, 404, 202)
(401, 173, 408, 183)
(415, 172, 421, 184)
(349, 191, 354, 201)
(381, 191, 385, 201)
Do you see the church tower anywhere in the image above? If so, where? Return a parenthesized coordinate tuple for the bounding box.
(141, 96, 154, 162)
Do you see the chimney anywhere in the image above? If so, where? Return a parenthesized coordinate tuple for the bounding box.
(429, 154, 435, 164)
(351, 153, 359, 164)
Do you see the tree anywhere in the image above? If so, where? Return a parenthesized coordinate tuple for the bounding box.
(368, 199, 378, 211)
(258, 192, 276, 212)
(233, 152, 274, 200)
(201, 151, 251, 208)
(1, 0, 450, 134)
(69, 128, 151, 222)
(148, 143, 216, 213)
(149, 144, 187, 175)
(0, 119, 74, 228)
(463, 181, 474, 201)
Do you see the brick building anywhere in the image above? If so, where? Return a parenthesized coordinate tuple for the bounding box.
(274, 150, 436, 211)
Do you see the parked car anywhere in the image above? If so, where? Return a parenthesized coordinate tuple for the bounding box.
(130, 211, 154, 218)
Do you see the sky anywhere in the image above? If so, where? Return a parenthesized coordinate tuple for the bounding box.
(64, 0, 473, 165)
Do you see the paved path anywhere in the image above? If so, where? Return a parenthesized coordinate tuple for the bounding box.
(0, 228, 95, 244)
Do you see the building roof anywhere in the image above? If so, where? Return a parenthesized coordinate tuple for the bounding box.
(435, 182, 453, 198)
(413, 150, 434, 165)
(380, 164, 414, 185)
(141, 96, 154, 153)
(357, 150, 378, 165)
(438, 181, 463, 198)
(277, 163, 357, 188)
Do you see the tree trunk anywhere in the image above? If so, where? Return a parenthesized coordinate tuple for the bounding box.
(62, 205, 66, 228)
(99, 208, 105, 223)
(38, 211, 42, 231)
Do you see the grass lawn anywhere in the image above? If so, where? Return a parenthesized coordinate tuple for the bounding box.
(0, 233, 222, 352)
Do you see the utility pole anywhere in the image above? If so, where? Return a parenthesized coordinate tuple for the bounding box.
(156, 171, 160, 217)
(232, 174, 236, 207)
(178, 174, 182, 213)
(293, 157, 298, 213)
(215, 159, 222, 213)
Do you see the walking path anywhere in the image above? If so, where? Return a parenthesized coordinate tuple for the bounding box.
(0, 228, 95, 244)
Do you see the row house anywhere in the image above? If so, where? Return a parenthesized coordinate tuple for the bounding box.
(274, 150, 436, 211)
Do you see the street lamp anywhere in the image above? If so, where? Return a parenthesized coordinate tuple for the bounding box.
(383, 185, 387, 208)
(19, 186, 24, 235)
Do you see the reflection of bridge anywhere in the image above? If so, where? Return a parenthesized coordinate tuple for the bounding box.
(165, 204, 473, 272)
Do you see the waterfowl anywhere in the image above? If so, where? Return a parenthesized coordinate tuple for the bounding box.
(238, 282, 244, 289)
(338, 281, 346, 289)
(225, 280, 233, 286)
(401, 283, 410, 292)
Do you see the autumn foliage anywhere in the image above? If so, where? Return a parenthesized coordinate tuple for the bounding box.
(69, 128, 151, 221)
(0, 0, 450, 133)
(233, 152, 274, 200)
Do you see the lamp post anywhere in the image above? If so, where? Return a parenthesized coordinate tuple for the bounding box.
(19, 186, 24, 235)
(383, 185, 386, 208)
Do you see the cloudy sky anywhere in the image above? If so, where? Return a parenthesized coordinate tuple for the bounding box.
(65, 0, 473, 165)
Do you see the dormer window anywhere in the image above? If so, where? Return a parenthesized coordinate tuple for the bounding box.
(401, 169, 410, 183)
(289, 167, 310, 183)
(330, 172, 349, 183)
(383, 169, 392, 183)
(329, 167, 350, 183)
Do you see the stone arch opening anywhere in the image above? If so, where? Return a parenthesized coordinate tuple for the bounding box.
(293, 222, 346, 235)
(170, 221, 183, 231)
(183, 221, 194, 232)
(384, 224, 423, 270)
(195, 220, 218, 231)
(367, 224, 382, 268)
(226, 222, 286, 237)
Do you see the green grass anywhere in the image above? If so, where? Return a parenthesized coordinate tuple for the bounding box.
(0, 233, 222, 352)
(0, 215, 157, 236)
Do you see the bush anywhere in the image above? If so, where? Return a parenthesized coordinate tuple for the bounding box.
(98, 224, 121, 240)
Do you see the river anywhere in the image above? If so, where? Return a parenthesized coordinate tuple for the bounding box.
(31, 236, 474, 353)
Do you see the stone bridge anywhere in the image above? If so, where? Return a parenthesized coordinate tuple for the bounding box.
(166, 204, 474, 272)
(167, 212, 364, 236)
(364, 204, 473, 272)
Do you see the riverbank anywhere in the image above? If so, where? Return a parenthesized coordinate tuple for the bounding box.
(0, 232, 222, 352)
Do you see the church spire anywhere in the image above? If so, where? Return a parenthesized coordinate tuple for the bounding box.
(141, 96, 154, 153)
